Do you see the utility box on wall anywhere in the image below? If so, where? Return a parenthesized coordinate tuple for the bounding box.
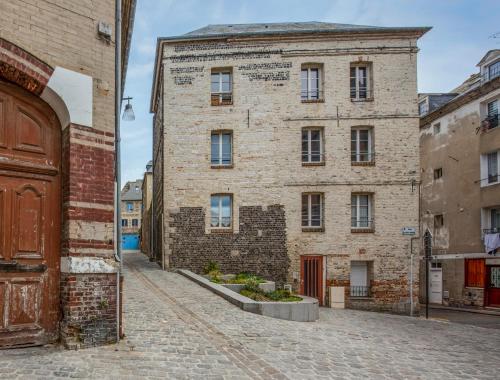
(330, 286, 345, 308)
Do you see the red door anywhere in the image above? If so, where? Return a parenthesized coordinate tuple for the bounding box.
(486, 266, 500, 307)
(0, 81, 61, 348)
(300, 256, 323, 305)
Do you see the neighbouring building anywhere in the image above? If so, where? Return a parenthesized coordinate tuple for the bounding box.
(151, 22, 429, 313)
(140, 161, 153, 256)
(121, 179, 143, 250)
(0, 1, 136, 348)
(419, 49, 500, 309)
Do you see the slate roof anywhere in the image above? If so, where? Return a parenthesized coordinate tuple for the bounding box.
(121, 180, 143, 201)
(177, 21, 430, 40)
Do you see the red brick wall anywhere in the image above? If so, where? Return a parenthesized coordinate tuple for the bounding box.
(60, 274, 117, 349)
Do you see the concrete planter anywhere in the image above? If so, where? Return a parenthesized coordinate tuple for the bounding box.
(180, 269, 319, 322)
(222, 281, 275, 293)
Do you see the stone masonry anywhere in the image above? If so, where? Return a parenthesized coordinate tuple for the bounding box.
(151, 23, 429, 313)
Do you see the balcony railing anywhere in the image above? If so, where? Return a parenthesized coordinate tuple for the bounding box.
(484, 228, 500, 234)
(350, 88, 373, 101)
(350, 286, 371, 297)
(351, 218, 375, 230)
(301, 90, 324, 102)
(211, 92, 233, 106)
(479, 114, 499, 133)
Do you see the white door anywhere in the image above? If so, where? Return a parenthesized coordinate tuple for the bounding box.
(429, 268, 443, 304)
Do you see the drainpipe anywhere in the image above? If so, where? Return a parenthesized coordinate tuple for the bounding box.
(114, 0, 122, 343)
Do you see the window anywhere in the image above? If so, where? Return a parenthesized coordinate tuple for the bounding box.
(434, 214, 444, 229)
(302, 128, 323, 164)
(211, 131, 232, 166)
(492, 209, 500, 229)
(487, 100, 498, 118)
(350, 64, 371, 100)
(433, 123, 441, 135)
(301, 193, 323, 229)
(121, 219, 128, 227)
(351, 128, 373, 163)
(434, 168, 443, 180)
(211, 69, 232, 105)
(419, 100, 429, 116)
(350, 262, 370, 297)
(135, 186, 139, 192)
(132, 219, 138, 227)
(465, 259, 485, 288)
(301, 65, 322, 101)
(487, 151, 498, 184)
(351, 194, 373, 229)
(210, 194, 232, 228)
(488, 61, 500, 81)
(126, 202, 133, 212)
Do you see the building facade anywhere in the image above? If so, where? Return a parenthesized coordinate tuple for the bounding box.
(0, 1, 135, 348)
(419, 50, 500, 309)
(151, 22, 429, 313)
(141, 161, 153, 256)
(121, 180, 143, 250)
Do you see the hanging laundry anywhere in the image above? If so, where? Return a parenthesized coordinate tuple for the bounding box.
(484, 233, 500, 254)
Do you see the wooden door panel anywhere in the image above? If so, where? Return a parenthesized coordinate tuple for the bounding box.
(300, 256, 323, 305)
(12, 184, 45, 259)
(14, 106, 46, 155)
(0, 94, 6, 148)
(0, 81, 60, 347)
(0, 187, 6, 259)
(8, 279, 41, 329)
(0, 281, 6, 329)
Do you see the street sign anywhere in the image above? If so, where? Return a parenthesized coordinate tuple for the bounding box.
(401, 227, 416, 236)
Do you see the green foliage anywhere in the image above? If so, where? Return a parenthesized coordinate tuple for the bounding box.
(267, 289, 302, 302)
(208, 269, 222, 283)
(240, 286, 303, 302)
(203, 260, 220, 274)
(231, 272, 265, 284)
(240, 289, 269, 301)
(243, 276, 262, 293)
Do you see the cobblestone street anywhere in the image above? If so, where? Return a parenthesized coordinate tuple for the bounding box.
(0, 251, 499, 379)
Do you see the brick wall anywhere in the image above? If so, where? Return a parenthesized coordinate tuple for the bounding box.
(169, 205, 289, 283)
(60, 274, 117, 349)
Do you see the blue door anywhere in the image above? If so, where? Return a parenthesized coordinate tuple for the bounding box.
(122, 234, 139, 250)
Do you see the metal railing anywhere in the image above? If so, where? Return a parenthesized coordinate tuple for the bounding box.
(350, 88, 373, 101)
(211, 92, 233, 106)
(301, 90, 324, 101)
(351, 152, 375, 163)
(351, 218, 375, 230)
(302, 152, 325, 163)
(484, 228, 500, 234)
(350, 286, 371, 297)
(480, 114, 499, 132)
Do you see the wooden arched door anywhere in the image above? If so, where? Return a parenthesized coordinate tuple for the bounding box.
(0, 80, 61, 347)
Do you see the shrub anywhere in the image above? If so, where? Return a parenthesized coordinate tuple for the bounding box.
(203, 260, 220, 274)
(208, 269, 222, 283)
(267, 289, 302, 302)
(243, 276, 262, 293)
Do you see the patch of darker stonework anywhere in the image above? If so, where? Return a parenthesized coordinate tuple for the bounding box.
(169, 205, 289, 284)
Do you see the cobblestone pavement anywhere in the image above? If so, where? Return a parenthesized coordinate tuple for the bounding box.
(1, 251, 499, 379)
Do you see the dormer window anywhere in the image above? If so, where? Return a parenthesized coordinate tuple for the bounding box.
(488, 60, 500, 81)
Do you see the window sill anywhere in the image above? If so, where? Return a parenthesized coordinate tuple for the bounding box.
(210, 228, 233, 234)
(351, 228, 375, 234)
(480, 181, 500, 188)
(349, 296, 374, 301)
(351, 161, 375, 167)
(302, 227, 325, 233)
(211, 164, 234, 169)
(350, 98, 374, 103)
(302, 162, 325, 167)
(301, 99, 325, 104)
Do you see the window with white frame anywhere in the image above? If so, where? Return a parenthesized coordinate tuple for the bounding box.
(491, 208, 500, 232)
(419, 100, 429, 116)
(350, 261, 370, 297)
(488, 100, 498, 118)
(210, 194, 232, 228)
(487, 151, 499, 184)
(301, 193, 323, 228)
(350, 64, 371, 100)
(302, 128, 323, 163)
(351, 194, 372, 229)
(488, 61, 500, 81)
(211, 69, 232, 105)
(351, 128, 373, 163)
(301, 65, 322, 100)
(211, 131, 232, 166)
(126, 202, 133, 212)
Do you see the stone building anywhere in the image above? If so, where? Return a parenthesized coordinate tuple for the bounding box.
(140, 161, 153, 256)
(419, 50, 500, 309)
(151, 22, 429, 312)
(0, 1, 135, 348)
(121, 180, 143, 250)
